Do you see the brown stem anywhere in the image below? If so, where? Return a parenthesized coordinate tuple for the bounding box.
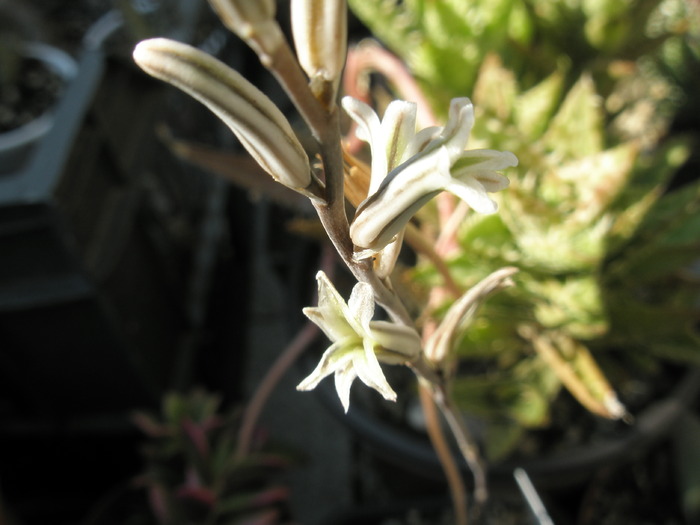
(235, 321, 320, 459)
(314, 200, 415, 326)
(404, 224, 462, 298)
(261, 22, 486, 516)
(265, 41, 349, 210)
(260, 37, 417, 327)
(266, 42, 328, 143)
(235, 245, 338, 459)
(434, 386, 489, 507)
(418, 382, 469, 525)
(342, 41, 486, 514)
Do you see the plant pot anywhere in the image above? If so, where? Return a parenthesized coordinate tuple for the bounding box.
(309, 353, 700, 494)
(0, 12, 223, 418)
(0, 41, 77, 175)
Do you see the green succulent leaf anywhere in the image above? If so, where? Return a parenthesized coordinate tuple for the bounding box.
(610, 178, 700, 282)
(472, 54, 518, 122)
(514, 70, 565, 141)
(604, 294, 700, 365)
(452, 357, 560, 429)
(525, 275, 607, 339)
(542, 74, 603, 160)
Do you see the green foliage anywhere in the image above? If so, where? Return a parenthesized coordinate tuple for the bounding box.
(348, 0, 694, 108)
(452, 356, 560, 458)
(369, 0, 700, 459)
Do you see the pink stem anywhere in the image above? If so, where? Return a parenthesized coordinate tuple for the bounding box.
(235, 246, 336, 459)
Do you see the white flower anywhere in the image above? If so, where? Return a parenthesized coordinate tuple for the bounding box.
(342, 98, 419, 274)
(343, 96, 518, 256)
(297, 271, 422, 412)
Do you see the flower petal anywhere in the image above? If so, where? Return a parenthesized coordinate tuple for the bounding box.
(133, 38, 310, 191)
(342, 96, 387, 191)
(347, 281, 375, 333)
(438, 97, 475, 162)
(369, 320, 422, 360)
(209, 0, 282, 62)
(291, 0, 347, 84)
(314, 271, 353, 328)
(381, 100, 418, 176)
(404, 126, 442, 159)
(209, 0, 276, 29)
(473, 170, 510, 193)
(373, 229, 404, 278)
(296, 339, 354, 391)
(445, 178, 498, 214)
(453, 149, 518, 172)
(425, 267, 517, 362)
(303, 306, 352, 342)
(354, 340, 397, 403)
(334, 360, 358, 412)
(350, 146, 451, 252)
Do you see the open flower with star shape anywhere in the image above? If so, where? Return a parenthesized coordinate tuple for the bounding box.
(343, 96, 518, 257)
(297, 271, 422, 412)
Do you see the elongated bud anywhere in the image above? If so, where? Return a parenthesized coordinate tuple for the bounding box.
(208, 0, 282, 64)
(209, 0, 275, 24)
(425, 267, 518, 364)
(133, 38, 313, 194)
(291, 0, 347, 105)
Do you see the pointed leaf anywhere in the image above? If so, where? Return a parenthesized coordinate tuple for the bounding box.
(543, 74, 603, 160)
(514, 70, 564, 140)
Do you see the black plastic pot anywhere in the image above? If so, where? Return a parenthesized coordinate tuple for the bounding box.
(0, 13, 219, 418)
(0, 9, 245, 525)
(312, 359, 700, 493)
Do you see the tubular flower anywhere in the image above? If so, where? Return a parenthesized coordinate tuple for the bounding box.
(133, 38, 317, 197)
(343, 96, 518, 256)
(424, 267, 518, 364)
(297, 271, 422, 412)
(291, 0, 347, 105)
(207, 0, 282, 63)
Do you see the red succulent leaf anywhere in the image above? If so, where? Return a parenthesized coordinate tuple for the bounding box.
(175, 485, 217, 507)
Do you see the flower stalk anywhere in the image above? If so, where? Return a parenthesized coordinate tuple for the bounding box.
(133, 3, 519, 519)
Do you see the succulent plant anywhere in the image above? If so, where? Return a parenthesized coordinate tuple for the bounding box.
(350, 0, 700, 459)
(132, 390, 294, 524)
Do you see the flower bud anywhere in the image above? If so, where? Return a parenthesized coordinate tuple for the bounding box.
(133, 38, 312, 193)
(209, 0, 275, 26)
(425, 267, 517, 363)
(291, 0, 347, 104)
(208, 0, 282, 63)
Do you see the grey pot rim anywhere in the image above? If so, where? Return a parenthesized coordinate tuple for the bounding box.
(0, 41, 78, 151)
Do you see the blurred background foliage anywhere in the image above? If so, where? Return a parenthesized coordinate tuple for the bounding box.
(348, 0, 700, 460)
(131, 391, 294, 525)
